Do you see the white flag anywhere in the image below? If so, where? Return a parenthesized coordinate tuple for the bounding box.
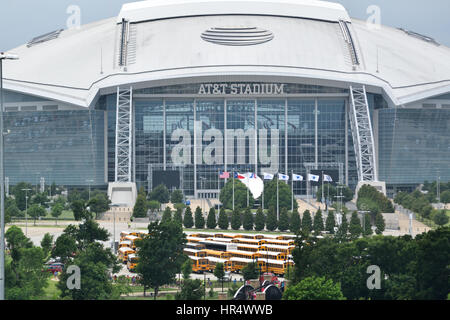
(278, 173, 289, 181)
(292, 173, 303, 181)
(262, 172, 274, 180)
(323, 174, 333, 182)
(308, 174, 320, 182)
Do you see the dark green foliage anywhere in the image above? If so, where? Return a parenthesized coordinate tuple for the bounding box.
(32, 192, 50, 208)
(181, 258, 192, 280)
(217, 208, 229, 230)
(254, 207, 266, 231)
(231, 208, 242, 230)
(149, 184, 170, 204)
(50, 203, 64, 224)
(349, 211, 362, 239)
(87, 191, 111, 219)
(219, 179, 254, 210)
(133, 191, 148, 218)
(278, 208, 290, 232)
(176, 279, 204, 300)
(265, 207, 278, 232)
(313, 209, 324, 233)
(283, 276, 345, 300)
(316, 184, 353, 203)
(289, 209, 301, 233)
(242, 207, 254, 231)
(40, 233, 54, 258)
(58, 242, 121, 300)
(363, 213, 373, 236)
(161, 206, 173, 224)
(183, 206, 194, 228)
(433, 210, 449, 226)
(27, 204, 46, 225)
(335, 213, 348, 241)
(194, 206, 205, 229)
(263, 179, 298, 211)
(206, 207, 217, 229)
(357, 184, 394, 214)
(71, 199, 92, 221)
(12, 182, 35, 211)
(170, 189, 184, 204)
(375, 212, 385, 234)
(174, 207, 183, 226)
(325, 211, 335, 234)
(241, 262, 259, 280)
(301, 210, 312, 234)
(136, 221, 186, 299)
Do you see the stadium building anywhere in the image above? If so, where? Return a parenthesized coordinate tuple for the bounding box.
(2, 0, 450, 205)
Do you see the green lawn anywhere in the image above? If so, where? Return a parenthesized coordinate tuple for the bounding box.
(40, 279, 62, 300)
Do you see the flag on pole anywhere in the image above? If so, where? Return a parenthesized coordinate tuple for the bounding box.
(323, 174, 333, 182)
(219, 171, 230, 179)
(308, 174, 320, 182)
(278, 173, 289, 181)
(262, 172, 274, 180)
(292, 173, 303, 181)
(234, 172, 246, 180)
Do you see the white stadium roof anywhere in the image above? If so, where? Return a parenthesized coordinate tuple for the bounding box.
(3, 0, 450, 107)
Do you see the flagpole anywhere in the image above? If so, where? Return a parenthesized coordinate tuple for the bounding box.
(247, 171, 249, 208)
(291, 170, 293, 212)
(277, 173, 279, 221)
(232, 168, 235, 211)
(321, 171, 324, 210)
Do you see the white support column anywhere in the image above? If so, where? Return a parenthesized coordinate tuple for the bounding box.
(115, 86, 133, 182)
(349, 85, 377, 182)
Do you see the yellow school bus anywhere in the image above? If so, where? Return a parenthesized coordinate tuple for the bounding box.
(201, 249, 231, 259)
(265, 259, 294, 276)
(183, 248, 207, 258)
(264, 239, 295, 246)
(260, 244, 295, 255)
(120, 231, 132, 242)
(118, 247, 135, 264)
(227, 250, 261, 260)
(119, 240, 132, 249)
(235, 244, 260, 253)
(214, 233, 235, 239)
(124, 235, 140, 250)
(229, 257, 266, 273)
(127, 254, 138, 272)
(256, 251, 287, 261)
(231, 238, 266, 246)
(189, 256, 209, 273)
(205, 256, 228, 272)
(233, 234, 265, 240)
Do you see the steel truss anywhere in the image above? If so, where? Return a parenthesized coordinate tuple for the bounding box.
(115, 86, 133, 182)
(349, 85, 377, 182)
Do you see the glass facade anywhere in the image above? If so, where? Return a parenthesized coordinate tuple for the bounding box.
(378, 108, 450, 185)
(130, 95, 351, 196)
(4, 109, 105, 186)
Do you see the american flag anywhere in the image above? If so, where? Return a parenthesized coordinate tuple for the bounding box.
(219, 171, 230, 179)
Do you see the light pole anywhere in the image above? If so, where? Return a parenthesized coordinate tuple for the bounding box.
(109, 203, 120, 253)
(1, 52, 19, 301)
(22, 188, 32, 236)
(86, 179, 94, 201)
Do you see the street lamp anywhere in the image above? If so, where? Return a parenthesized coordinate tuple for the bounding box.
(1, 52, 20, 301)
(21, 188, 32, 236)
(86, 179, 94, 201)
(109, 203, 120, 253)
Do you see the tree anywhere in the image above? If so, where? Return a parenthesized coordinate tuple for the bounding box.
(214, 263, 226, 292)
(254, 207, 266, 231)
(181, 258, 192, 280)
(71, 199, 92, 221)
(231, 208, 242, 230)
(170, 189, 184, 204)
(133, 190, 148, 218)
(263, 179, 298, 211)
(217, 208, 229, 230)
(219, 178, 254, 210)
(278, 208, 290, 232)
(51, 203, 64, 225)
(194, 206, 205, 229)
(349, 211, 362, 240)
(206, 207, 217, 230)
(148, 200, 160, 217)
(136, 220, 186, 299)
(51, 233, 77, 264)
(242, 262, 259, 280)
(6, 202, 21, 223)
(242, 207, 254, 231)
(161, 207, 173, 224)
(363, 213, 373, 236)
(290, 209, 301, 233)
(265, 207, 278, 232)
(283, 276, 345, 300)
(301, 210, 312, 234)
(27, 204, 46, 225)
(325, 211, 336, 234)
(375, 212, 385, 235)
(58, 242, 121, 300)
(149, 184, 170, 204)
(40, 233, 54, 258)
(313, 209, 324, 233)
(176, 279, 204, 300)
(32, 192, 50, 208)
(183, 206, 194, 229)
(174, 207, 183, 226)
(87, 192, 111, 219)
(335, 213, 348, 241)
(12, 182, 34, 211)
(433, 210, 449, 227)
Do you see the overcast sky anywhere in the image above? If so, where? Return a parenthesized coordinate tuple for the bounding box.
(0, 0, 449, 50)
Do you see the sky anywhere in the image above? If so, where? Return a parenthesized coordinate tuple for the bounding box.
(0, 0, 449, 51)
